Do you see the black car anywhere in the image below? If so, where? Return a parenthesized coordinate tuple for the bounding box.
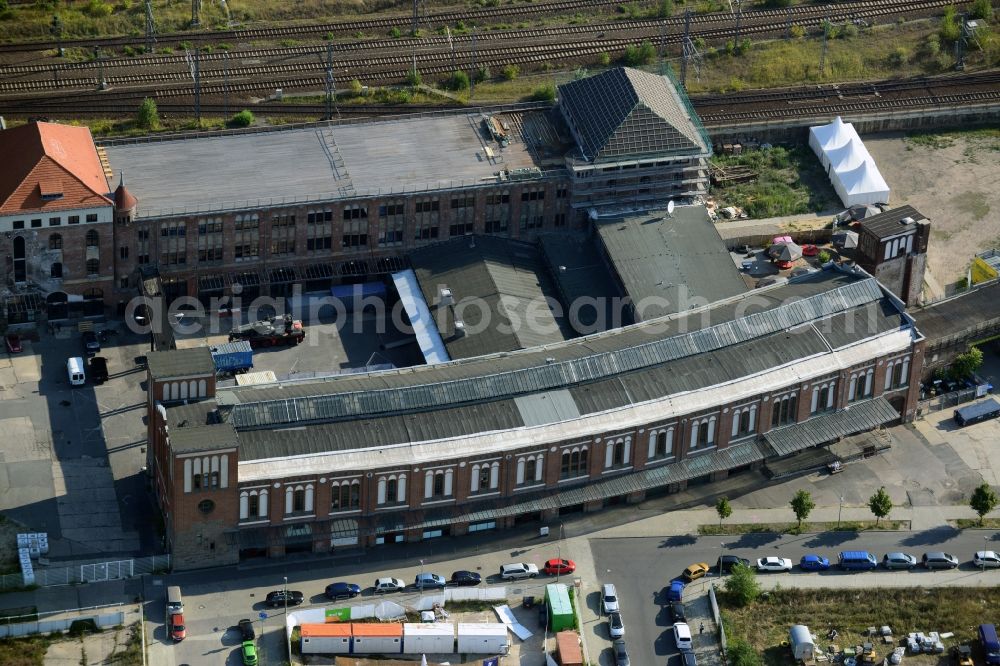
(82, 331, 100, 356)
(681, 649, 698, 666)
(264, 589, 304, 607)
(717, 554, 751, 574)
(613, 638, 631, 666)
(449, 570, 482, 586)
(237, 619, 255, 641)
(89, 356, 109, 384)
(670, 600, 686, 623)
(325, 582, 361, 599)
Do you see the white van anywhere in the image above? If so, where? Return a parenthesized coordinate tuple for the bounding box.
(66, 357, 86, 386)
(166, 586, 183, 615)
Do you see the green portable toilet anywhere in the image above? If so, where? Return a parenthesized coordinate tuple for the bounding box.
(545, 583, 575, 632)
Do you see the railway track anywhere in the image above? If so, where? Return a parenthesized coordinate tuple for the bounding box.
(0, 0, 966, 99)
(5, 71, 998, 129)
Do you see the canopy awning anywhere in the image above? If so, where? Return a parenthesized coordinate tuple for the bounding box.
(764, 396, 899, 457)
(391, 268, 450, 366)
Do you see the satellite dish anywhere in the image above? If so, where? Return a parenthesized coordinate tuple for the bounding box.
(666, 200, 675, 217)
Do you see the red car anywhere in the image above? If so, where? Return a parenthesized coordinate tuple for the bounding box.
(776, 260, 793, 270)
(543, 558, 576, 575)
(169, 612, 186, 641)
(5, 333, 21, 353)
(802, 244, 819, 257)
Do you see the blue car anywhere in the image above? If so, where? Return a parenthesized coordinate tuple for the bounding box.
(799, 555, 830, 571)
(324, 581, 361, 599)
(667, 580, 686, 601)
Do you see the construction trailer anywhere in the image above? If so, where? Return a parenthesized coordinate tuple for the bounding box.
(299, 624, 351, 655)
(457, 623, 510, 655)
(402, 622, 455, 654)
(545, 584, 575, 632)
(351, 623, 403, 654)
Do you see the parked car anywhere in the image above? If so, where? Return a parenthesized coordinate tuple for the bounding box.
(799, 555, 830, 571)
(670, 601, 686, 623)
(682, 562, 710, 581)
(613, 638, 631, 666)
(5, 333, 21, 353)
(953, 645, 974, 666)
(324, 582, 361, 599)
(667, 580, 686, 602)
(169, 613, 186, 642)
(241, 640, 258, 666)
(681, 649, 698, 666)
(608, 611, 625, 639)
(673, 622, 693, 650)
(82, 331, 100, 356)
(448, 570, 482, 586)
(717, 555, 751, 574)
(601, 583, 620, 614)
(237, 619, 255, 641)
(922, 552, 959, 569)
(974, 551, 1000, 568)
(264, 590, 303, 607)
(883, 552, 917, 570)
(89, 356, 109, 384)
(757, 557, 793, 572)
(500, 563, 539, 580)
(373, 577, 406, 593)
(414, 573, 447, 589)
(543, 558, 576, 575)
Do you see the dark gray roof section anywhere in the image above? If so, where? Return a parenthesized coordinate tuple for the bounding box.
(168, 422, 238, 453)
(223, 275, 887, 430)
(908, 280, 1000, 344)
(859, 205, 927, 239)
(558, 67, 708, 161)
(383, 439, 771, 533)
(763, 396, 899, 456)
(538, 233, 628, 334)
(146, 347, 214, 380)
(595, 206, 747, 321)
(408, 235, 573, 359)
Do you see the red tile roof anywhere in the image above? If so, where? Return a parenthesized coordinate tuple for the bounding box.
(0, 122, 111, 215)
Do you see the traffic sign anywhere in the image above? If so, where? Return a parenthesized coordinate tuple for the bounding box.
(258, 611, 268, 621)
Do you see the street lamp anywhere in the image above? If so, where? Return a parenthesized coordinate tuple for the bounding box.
(837, 496, 845, 528)
(283, 576, 288, 616)
(984, 536, 989, 573)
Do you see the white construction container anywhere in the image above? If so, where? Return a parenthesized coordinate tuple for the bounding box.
(457, 623, 510, 655)
(403, 622, 455, 654)
(300, 624, 352, 655)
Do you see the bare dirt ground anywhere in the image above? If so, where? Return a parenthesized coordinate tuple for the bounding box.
(865, 129, 1000, 291)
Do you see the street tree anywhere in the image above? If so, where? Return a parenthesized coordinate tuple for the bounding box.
(790, 489, 815, 528)
(716, 496, 733, 527)
(868, 487, 893, 526)
(724, 563, 761, 607)
(729, 638, 764, 666)
(970, 482, 999, 526)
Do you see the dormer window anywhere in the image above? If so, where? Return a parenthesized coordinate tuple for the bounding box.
(39, 177, 63, 200)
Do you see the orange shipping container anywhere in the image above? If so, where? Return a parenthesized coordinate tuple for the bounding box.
(351, 623, 403, 637)
(300, 624, 352, 638)
(556, 630, 583, 666)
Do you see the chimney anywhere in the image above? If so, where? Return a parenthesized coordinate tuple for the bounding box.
(453, 320, 466, 338)
(438, 287, 454, 307)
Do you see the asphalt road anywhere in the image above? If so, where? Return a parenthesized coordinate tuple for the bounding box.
(589, 528, 1000, 666)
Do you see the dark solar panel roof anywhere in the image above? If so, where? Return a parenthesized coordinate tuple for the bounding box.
(859, 205, 927, 239)
(558, 67, 707, 161)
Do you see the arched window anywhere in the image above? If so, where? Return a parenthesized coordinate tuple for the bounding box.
(292, 486, 305, 512)
(86, 230, 99, 247)
(50, 262, 63, 278)
(377, 477, 387, 505)
(349, 482, 360, 509)
(386, 477, 398, 503)
(258, 489, 268, 517)
(304, 484, 314, 512)
(240, 492, 249, 520)
(433, 472, 445, 497)
(85, 258, 100, 275)
(192, 457, 203, 490)
(49, 234, 63, 250)
(561, 447, 588, 479)
(515, 459, 525, 486)
(524, 457, 536, 483)
(247, 492, 259, 519)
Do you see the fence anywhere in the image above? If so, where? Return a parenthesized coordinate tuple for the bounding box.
(0, 603, 127, 639)
(723, 228, 833, 252)
(0, 554, 170, 590)
(709, 585, 727, 654)
(917, 387, 982, 416)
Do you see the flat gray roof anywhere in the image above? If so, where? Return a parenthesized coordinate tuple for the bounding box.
(104, 115, 540, 218)
(146, 346, 214, 379)
(595, 205, 747, 321)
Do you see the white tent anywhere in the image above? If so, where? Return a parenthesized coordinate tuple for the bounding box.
(826, 137, 869, 174)
(832, 158, 890, 207)
(809, 116, 859, 163)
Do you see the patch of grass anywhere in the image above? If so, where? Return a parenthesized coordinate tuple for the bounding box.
(723, 587, 1000, 666)
(711, 145, 839, 218)
(952, 191, 991, 221)
(0, 634, 51, 666)
(106, 622, 143, 665)
(699, 520, 909, 535)
(954, 518, 1000, 529)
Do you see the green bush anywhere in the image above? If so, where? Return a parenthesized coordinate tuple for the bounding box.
(83, 0, 112, 18)
(405, 68, 422, 86)
(228, 110, 254, 128)
(724, 564, 761, 607)
(389, 26, 401, 38)
(135, 97, 159, 131)
(923, 33, 941, 57)
(348, 79, 364, 96)
(971, 0, 993, 20)
(501, 64, 520, 81)
(474, 65, 491, 83)
(790, 25, 805, 39)
(841, 22, 859, 39)
(818, 249, 832, 263)
(623, 40, 656, 66)
(940, 6, 961, 43)
(888, 47, 909, 67)
(729, 638, 764, 666)
(598, 51, 611, 66)
(530, 84, 556, 102)
(445, 70, 470, 91)
(654, 0, 674, 18)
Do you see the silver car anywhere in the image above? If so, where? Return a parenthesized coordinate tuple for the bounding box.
(882, 552, 917, 570)
(973, 550, 1000, 568)
(921, 552, 959, 569)
(608, 611, 624, 639)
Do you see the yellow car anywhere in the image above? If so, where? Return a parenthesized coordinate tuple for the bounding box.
(682, 562, 710, 581)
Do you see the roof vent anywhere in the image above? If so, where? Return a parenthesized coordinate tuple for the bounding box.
(900, 217, 914, 225)
(559, 265, 567, 272)
(438, 287, 454, 306)
(453, 320, 466, 337)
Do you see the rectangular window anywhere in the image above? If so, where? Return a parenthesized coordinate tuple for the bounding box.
(31, 219, 42, 228)
(556, 187, 568, 199)
(342, 218, 368, 249)
(554, 213, 567, 227)
(414, 198, 440, 241)
(159, 221, 187, 266)
(68, 215, 80, 224)
(234, 214, 259, 261)
(119, 277, 129, 289)
(307, 211, 333, 252)
(86, 214, 98, 223)
(119, 246, 129, 260)
(485, 190, 510, 234)
(378, 200, 406, 247)
(13, 220, 24, 230)
(379, 203, 405, 217)
(342, 205, 368, 220)
(270, 215, 296, 256)
(49, 217, 61, 226)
